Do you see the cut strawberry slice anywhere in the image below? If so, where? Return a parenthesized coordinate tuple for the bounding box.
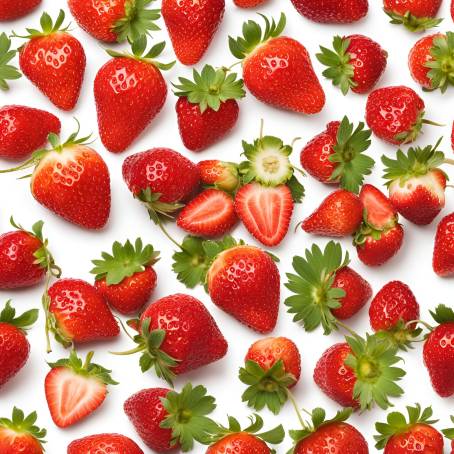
(359, 184, 396, 230)
(235, 183, 293, 247)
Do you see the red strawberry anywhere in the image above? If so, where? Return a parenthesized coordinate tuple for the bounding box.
(384, 0, 442, 32)
(91, 238, 159, 315)
(177, 189, 238, 238)
(13, 10, 86, 111)
(452, 0, 454, 22)
(239, 337, 301, 414)
(302, 189, 363, 237)
(68, 433, 143, 454)
(0, 33, 22, 91)
(0, 0, 41, 21)
(230, 14, 325, 114)
(0, 408, 46, 454)
(375, 403, 443, 453)
(365, 86, 439, 145)
(433, 212, 454, 276)
(300, 117, 374, 191)
(174, 65, 244, 151)
(286, 241, 371, 334)
(0, 300, 38, 387)
(233, 0, 268, 7)
(354, 184, 404, 266)
(162, 0, 224, 65)
(290, 0, 368, 23)
(317, 35, 387, 94)
(68, 0, 160, 43)
(0, 105, 60, 160)
(94, 39, 173, 153)
(198, 159, 239, 192)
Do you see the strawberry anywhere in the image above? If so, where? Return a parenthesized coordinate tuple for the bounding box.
(290, 0, 368, 23)
(162, 0, 224, 65)
(13, 10, 86, 111)
(173, 235, 280, 333)
(173, 65, 245, 151)
(423, 304, 454, 397)
(382, 139, 449, 225)
(317, 35, 387, 94)
(233, 0, 268, 7)
(0, 0, 41, 21)
(0, 300, 38, 387)
(301, 189, 364, 237)
(0, 123, 111, 229)
(375, 404, 443, 453)
(68, 0, 160, 43)
(177, 189, 238, 238)
(0, 33, 22, 91)
(239, 337, 301, 414)
(366, 86, 439, 145)
(198, 160, 239, 192)
(124, 383, 218, 452)
(384, 0, 442, 32)
(114, 293, 227, 384)
(286, 241, 371, 334)
(409, 32, 454, 92)
(0, 105, 60, 160)
(94, 38, 174, 153)
(91, 238, 159, 314)
(354, 184, 404, 266)
(46, 278, 119, 351)
(433, 212, 454, 276)
(229, 14, 325, 114)
(0, 408, 46, 454)
(289, 408, 368, 454)
(68, 433, 144, 454)
(442, 417, 454, 453)
(300, 117, 374, 192)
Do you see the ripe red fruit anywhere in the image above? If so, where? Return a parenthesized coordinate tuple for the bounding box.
(317, 35, 387, 94)
(433, 212, 454, 276)
(230, 14, 325, 114)
(91, 238, 159, 315)
(233, 0, 267, 7)
(14, 10, 86, 111)
(290, 0, 368, 23)
(68, 433, 143, 454)
(162, 0, 224, 65)
(0, 0, 41, 21)
(198, 160, 239, 192)
(384, 0, 442, 32)
(0, 301, 38, 388)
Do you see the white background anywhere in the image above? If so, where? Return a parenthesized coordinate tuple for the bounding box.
(1, 0, 454, 452)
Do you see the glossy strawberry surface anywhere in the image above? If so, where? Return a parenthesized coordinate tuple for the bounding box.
(290, 0, 368, 23)
(67, 433, 144, 454)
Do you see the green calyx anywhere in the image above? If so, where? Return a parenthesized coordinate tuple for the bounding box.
(229, 13, 286, 60)
(344, 333, 405, 411)
(0, 408, 46, 446)
(284, 241, 350, 335)
(12, 9, 70, 39)
(173, 65, 245, 113)
(0, 33, 21, 91)
(385, 9, 443, 33)
(329, 116, 374, 194)
(394, 110, 442, 144)
(0, 300, 38, 332)
(160, 383, 218, 451)
(430, 304, 454, 325)
(91, 238, 159, 285)
(374, 320, 422, 352)
(113, 0, 161, 43)
(239, 360, 296, 415)
(375, 403, 438, 450)
(442, 416, 454, 440)
(137, 187, 185, 225)
(426, 32, 454, 93)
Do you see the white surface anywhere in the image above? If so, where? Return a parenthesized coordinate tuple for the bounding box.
(1, 0, 454, 452)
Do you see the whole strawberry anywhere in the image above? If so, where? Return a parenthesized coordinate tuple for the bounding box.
(384, 0, 442, 32)
(229, 14, 325, 114)
(0, 105, 60, 160)
(433, 212, 454, 276)
(375, 404, 443, 453)
(13, 10, 86, 111)
(233, 0, 268, 7)
(0, 300, 38, 388)
(173, 65, 245, 151)
(91, 238, 159, 314)
(290, 0, 368, 23)
(94, 38, 174, 153)
(162, 0, 224, 65)
(68, 0, 160, 43)
(317, 35, 387, 94)
(0, 33, 22, 91)
(286, 241, 372, 334)
(0, 0, 41, 21)
(198, 160, 239, 192)
(68, 433, 144, 454)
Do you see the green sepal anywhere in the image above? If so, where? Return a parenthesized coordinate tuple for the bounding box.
(11, 9, 70, 39)
(425, 32, 454, 93)
(393, 110, 441, 144)
(284, 241, 350, 335)
(430, 304, 454, 324)
(173, 65, 245, 113)
(0, 33, 22, 91)
(385, 9, 443, 33)
(0, 408, 46, 447)
(374, 403, 438, 450)
(137, 187, 184, 225)
(442, 416, 454, 440)
(160, 383, 218, 451)
(0, 300, 38, 331)
(374, 320, 422, 352)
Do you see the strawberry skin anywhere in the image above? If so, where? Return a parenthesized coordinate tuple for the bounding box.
(0, 105, 60, 160)
(433, 212, 454, 276)
(408, 34, 441, 89)
(290, 0, 368, 23)
(162, 0, 224, 65)
(68, 433, 144, 454)
(384, 424, 443, 454)
(384, 0, 441, 18)
(198, 160, 239, 192)
(0, 0, 41, 20)
(207, 433, 271, 453)
(233, 0, 267, 7)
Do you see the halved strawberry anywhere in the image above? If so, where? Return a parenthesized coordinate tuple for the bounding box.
(360, 183, 396, 230)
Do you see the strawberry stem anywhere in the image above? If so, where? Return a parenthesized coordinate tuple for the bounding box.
(405, 319, 434, 332)
(286, 389, 305, 427)
(110, 345, 146, 355)
(157, 220, 183, 250)
(336, 319, 359, 338)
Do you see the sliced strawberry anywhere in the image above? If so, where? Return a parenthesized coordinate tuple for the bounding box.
(360, 184, 396, 229)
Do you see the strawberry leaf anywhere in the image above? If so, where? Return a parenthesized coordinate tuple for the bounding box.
(0, 300, 38, 331)
(385, 9, 443, 32)
(12, 9, 70, 39)
(0, 407, 46, 446)
(442, 416, 454, 439)
(430, 304, 454, 324)
(0, 33, 22, 91)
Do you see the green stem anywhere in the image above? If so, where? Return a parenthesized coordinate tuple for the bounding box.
(406, 319, 434, 332)
(286, 389, 305, 428)
(110, 345, 146, 355)
(157, 220, 183, 250)
(336, 319, 359, 338)
(422, 119, 445, 127)
(115, 316, 136, 342)
(42, 272, 52, 354)
(83, 351, 94, 369)
(444, 159, 454, 166)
